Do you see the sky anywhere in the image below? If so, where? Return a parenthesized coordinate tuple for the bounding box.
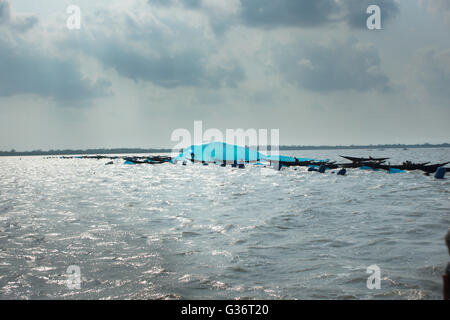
(0, 0, 449, 150)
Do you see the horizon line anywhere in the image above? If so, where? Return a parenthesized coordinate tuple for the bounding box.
(1, 143, 450, 156)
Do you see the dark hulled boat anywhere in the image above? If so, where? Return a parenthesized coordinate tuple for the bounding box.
(340, 155, 389, 163)
(369, 161, 450, 173)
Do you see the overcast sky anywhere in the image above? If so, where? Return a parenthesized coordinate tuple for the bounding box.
(0, 0, 449, 150)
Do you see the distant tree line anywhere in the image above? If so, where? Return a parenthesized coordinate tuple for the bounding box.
(1, 143, 449, 157)
(0, 148, 172, 157)
(268, 143, 450, 151)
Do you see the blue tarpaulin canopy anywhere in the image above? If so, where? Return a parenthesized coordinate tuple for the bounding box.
(173, 142, 323, 163)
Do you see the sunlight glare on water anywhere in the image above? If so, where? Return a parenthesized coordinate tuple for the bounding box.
(0, 148, 449, 299)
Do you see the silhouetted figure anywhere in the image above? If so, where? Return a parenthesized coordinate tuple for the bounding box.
(435, 167, 446, 179)
(318, 164, 326, 173)
(190, 152, 195, 163)
(444, 229, 450, 300)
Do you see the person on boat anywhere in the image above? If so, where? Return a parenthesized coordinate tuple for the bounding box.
(444, 229, 450, 300)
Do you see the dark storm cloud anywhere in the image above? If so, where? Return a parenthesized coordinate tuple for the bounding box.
(240, 0, 399, 29)
(148, 0, 400, 30)
(0, 0, 11, 23)
(108, 50, 206, 88)
(341, 0, 399, 29)
(62, 10, 245, 89)
(0, 0, 38, 32)
(276, 39, 391, 92)
(0, 37, 110, 103)
(0, 1, 103, 104)
(10, 15, 38, 32)
(239, 0, 340, 28)
(90, 40, 244, 88)
(414, 48, 450, 101)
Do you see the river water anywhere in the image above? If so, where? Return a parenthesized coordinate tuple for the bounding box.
(0, 148, 449, 299)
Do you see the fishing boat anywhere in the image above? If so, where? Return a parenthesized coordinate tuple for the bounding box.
(339, 161, 382, 169)
(57, 142, 449, 176)
(123, 156, 172, 164)
(340, 155, 389, 163)
(361, 161, 450, 173)
(409, 162, 450, 173)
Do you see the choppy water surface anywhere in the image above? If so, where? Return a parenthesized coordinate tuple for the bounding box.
(0, 148, 449, 300)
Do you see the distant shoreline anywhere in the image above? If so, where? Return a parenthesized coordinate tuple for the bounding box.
(1, 143, 449, 157)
